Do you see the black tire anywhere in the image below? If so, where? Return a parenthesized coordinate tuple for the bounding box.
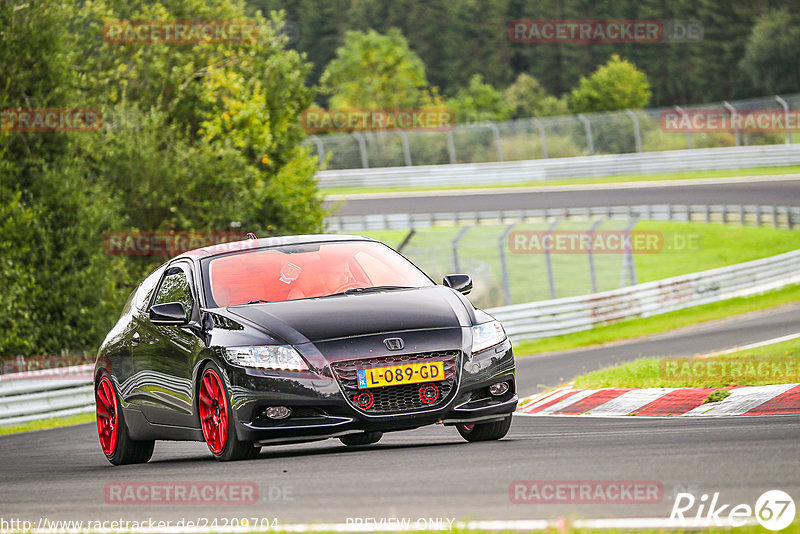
(96, 375, 155, 466)
(199, 362, 261, 462)
(339, 431, 383, 447)
(456, 415, 512, 442)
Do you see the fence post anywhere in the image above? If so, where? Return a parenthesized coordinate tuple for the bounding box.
(499, 223, 517, 305)
(309, 135, 325, 166)
(531, 117, 548, 158)
(351, 132, 369, 168)
(397, 229, 416, 253)
(452, 226, 470, 272)
(625, 109, 642, 153)
(544, 218, 561, 299)
(445, 130, 457, 164)
(674, 106, 692, 149)
(577, 114, 594, 155)
(723, 101, 740, 146)
(395, 129, 412, 166)
(775, 95, 793, 144)
(621, 217, 639, 287)
(586, 219, 603, 294)
(484, 121, 503, 161)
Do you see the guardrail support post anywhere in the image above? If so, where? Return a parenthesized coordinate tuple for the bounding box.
(586, 219, 603, 294)
(545, 219, 561, 299)
(352, 132, 369, 168)
(499, 223, 517, 305)
(775, 95, 793, 144)
(625, 109, 642, 153)
(577, 114, 594, 155)
(452, 226, 470, 272)
(531, 117, 548, 158)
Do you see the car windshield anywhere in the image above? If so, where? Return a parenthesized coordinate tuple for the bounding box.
(205, 240, 434, 307)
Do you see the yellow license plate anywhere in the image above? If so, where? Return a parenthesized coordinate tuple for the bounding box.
(357, 361, 444, 389)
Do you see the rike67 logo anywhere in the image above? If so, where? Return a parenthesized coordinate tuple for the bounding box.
(671, 490, 795, 530)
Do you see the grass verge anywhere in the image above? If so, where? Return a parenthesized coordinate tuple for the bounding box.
(323, 165, 800, 196)
(572, 336, 800, 389)
(514, 283, 800, 357)
(0, 412, 94, 436)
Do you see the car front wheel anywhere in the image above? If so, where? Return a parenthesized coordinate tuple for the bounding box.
(198, 363, 261, 461)
(456, 415, 512, 442)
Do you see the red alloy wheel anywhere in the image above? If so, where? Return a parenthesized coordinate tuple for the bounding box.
(95, 376, 119, 456)
(199, 368, 229, 455)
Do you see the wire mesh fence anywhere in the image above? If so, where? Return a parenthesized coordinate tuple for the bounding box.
(397, 218, 638, 309)
(306, 94, 800, 170)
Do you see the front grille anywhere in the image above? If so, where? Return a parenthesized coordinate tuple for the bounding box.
(330, 351, 460, 414)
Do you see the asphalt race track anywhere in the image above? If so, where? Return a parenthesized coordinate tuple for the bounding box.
(2, 304, 798, 525)
(2, 177, 798, 527)
(326, 176, 800, 216)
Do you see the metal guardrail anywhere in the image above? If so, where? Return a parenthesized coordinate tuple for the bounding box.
(0, 365, 94, 426)
(2, 241, 799, 425)
(488, 248, 800, 342)
(327, 204, 800, 232)
(316, 144, 800, 189)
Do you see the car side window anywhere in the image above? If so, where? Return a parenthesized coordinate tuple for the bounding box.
(153, 265, 194, 321)
(132, 264, 167, 312)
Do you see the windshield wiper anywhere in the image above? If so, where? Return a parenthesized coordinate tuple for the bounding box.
(343, 285, 413, 295)
(247, 299, 271, 304)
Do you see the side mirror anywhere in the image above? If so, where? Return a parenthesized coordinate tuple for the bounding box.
(443, 274, 473, 295)
(149, 302, 188, 326)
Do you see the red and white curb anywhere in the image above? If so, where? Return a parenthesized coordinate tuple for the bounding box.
(516, 383, 800, 417)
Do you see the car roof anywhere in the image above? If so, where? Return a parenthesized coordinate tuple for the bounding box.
(177, 234, 376, 260)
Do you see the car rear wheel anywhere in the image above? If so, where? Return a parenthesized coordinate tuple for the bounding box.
(339, 431, 383, 447)
(199, 363, 261, 461)
(456, 415, 512, 442)
(96, 375, 155, 465)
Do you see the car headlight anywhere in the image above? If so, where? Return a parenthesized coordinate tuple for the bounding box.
(224, 345, 308, 371)
(471, 320, 507, 353)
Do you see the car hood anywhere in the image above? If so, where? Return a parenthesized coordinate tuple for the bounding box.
(226, 286, 471, 345)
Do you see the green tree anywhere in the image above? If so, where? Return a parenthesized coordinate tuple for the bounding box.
(447, 74, 511, 123)
(570, 54, 651, 113)
(320, 28, 437, 109)
(505, 73, 569, 118)
(740, 8, 800, 95)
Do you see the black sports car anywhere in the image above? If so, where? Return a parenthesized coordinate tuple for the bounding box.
(94, 235, 517, 464)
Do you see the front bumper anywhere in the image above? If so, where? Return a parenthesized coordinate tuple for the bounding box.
(223, 339, 517, 445)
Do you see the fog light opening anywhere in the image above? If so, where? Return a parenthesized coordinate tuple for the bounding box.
(264, 406, 292, 420)
(489, 381, 509, 396)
